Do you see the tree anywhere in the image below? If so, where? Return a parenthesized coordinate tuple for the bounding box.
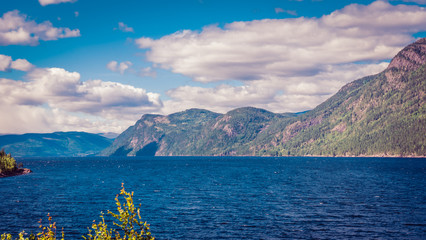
(0, 149, 17, 174)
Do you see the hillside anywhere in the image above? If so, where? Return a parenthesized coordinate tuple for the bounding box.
(103, 38, 426, 157)
(101, 109, 220, 156)
(101, 108, 298, 156)
(257, 38, 426, 157)
(0, 132, 113, 157)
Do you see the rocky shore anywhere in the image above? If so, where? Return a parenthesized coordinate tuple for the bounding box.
(0, 168, 32, 178)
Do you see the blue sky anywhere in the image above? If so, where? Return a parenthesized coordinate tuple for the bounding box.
(1, 0, 426, 134)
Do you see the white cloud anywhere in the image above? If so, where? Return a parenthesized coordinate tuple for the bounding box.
(137, 1, 426, 83)
(136, 1, 426, 114)
(25, 68, 162, 113)
(275, 8, 297, 15)
(106, 61, 118, 72)
(0, 55, 12, 71)
(0, 10, 80, 46)
(107, 60, 156, 78)
(118, 61, 132, 74)
(162, 62, 389, 114)
(117, 22, 134, 33)
(39, 0, 77, 6)
(275, 8, 285, 14)
(0, 67, 163, 133)
(0, 103, 132, 134)
(74, 11, 79, 17)
(138, 67, 157, 78)
(11, 59, 34, 71)
(0, 54, 34, 72)
(106, 60, 133, 74)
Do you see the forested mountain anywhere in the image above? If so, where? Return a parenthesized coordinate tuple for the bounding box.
(101, 108, 298, 156)
(259, 38, 426, 157)
(0, 132, 113, 157)
(102, 38, 426, 157)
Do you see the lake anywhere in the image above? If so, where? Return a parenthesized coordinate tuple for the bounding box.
(0, 157, 425, 239)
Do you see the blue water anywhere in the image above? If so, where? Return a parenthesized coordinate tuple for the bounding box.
(0, 157, 425, 239)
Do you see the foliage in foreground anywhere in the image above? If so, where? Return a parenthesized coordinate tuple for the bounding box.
(0, 149, 17, 174)
(1, 184, 154, 240)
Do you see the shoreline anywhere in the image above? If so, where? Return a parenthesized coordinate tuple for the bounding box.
(299, 154, 426, 158)
(0, 168, 32, 178)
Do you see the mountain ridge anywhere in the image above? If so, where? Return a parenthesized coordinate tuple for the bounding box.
(96, 38, 426, 157)
(387, 37, 426, 72)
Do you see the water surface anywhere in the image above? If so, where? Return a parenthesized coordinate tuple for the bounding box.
(0, 157, 425, 239)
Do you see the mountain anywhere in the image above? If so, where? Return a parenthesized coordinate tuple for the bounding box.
(103, 38, 426, 157)
(101, 107, 296, 156)
(0, 132, 113, 157)
(257, 38, 426, 157)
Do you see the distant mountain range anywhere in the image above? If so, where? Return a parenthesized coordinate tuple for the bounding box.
(102, 38, 426, 157)
(0, 132, 113, 157)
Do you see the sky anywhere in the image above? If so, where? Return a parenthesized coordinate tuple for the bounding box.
(1, 0, 426, 134)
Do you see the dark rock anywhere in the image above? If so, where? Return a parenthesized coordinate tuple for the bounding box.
(0, 168, 32, 178)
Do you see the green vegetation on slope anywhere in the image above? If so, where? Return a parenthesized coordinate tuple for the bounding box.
(264, 64, 426, 157)
(101, 108, 222, 156)
(101, 107, 297, 156)
(192, 107, 292, 156)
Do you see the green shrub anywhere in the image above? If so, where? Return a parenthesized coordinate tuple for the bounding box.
(84, 183, 154, 240)
(1, 184, 154, 240)
(0, 213, 62, 240)
(0, 149, 17, 174)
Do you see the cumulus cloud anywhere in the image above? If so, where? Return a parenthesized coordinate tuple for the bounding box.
(39, 0, 77, 6)
(0, 103, 131, 134)
(0, 54, 34, 72)
(136, 1, 426, 113)
(0, 67, 163, 133)
(0, 10, 80, 46)
(162, 62, 389, 114)
(106, 60, 133, 74)
(24, 68, 162, 113)
(137, 1, 426, 83)
(10, 59, 34, 71)
(0, 55, 12, 71)
(116, 22, 134, 33)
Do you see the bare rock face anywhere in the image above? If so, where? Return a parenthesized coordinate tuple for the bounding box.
(387, 38, 426, 71)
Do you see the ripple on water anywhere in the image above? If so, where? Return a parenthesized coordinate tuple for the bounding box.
(0, 156, 425, 239)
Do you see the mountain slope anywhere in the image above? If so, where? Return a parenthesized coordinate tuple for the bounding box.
(0, 132, 113, 157)
(189, 107, 293, 155)
(101, 107, 298, 156)
(104, 38, 426, 157)
(101, 109, 221, 156)
(260, 38, 426, 157)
